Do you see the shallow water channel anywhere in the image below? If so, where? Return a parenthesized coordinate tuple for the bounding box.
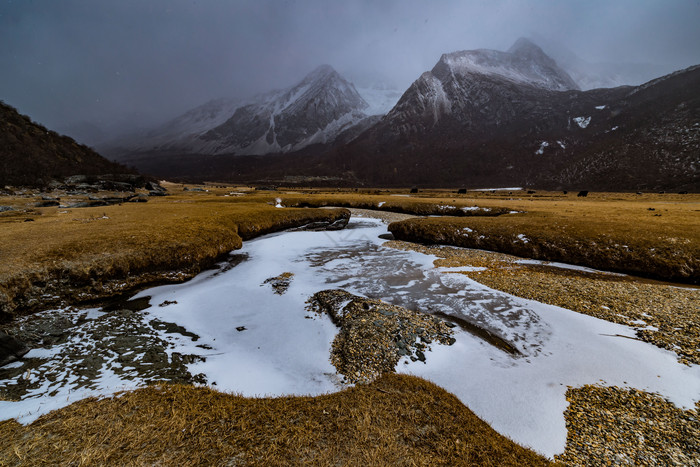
(1, 215, 699, 457)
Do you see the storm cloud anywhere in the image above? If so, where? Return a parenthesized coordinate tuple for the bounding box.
(1, 0, 699, 137)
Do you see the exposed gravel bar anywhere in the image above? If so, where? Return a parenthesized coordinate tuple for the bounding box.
(556, 385, 700, 466)
(307, 289, 455, 384)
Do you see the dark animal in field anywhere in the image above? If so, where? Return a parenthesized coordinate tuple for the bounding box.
(457, 188, 467, 194)
(577, 191, 589, 197)
(410, 188, 419, 193)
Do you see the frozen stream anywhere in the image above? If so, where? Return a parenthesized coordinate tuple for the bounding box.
(1, 216, 699, 457)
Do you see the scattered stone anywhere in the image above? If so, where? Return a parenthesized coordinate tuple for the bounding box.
(307, 289, 455, 384)
(263, 272, 295, 295)
(0, 205, 14, 212)
(236, 326, 247, 332)
(0, 306, 203, 401)
(159, 300, 178, 307)
(556, 385, 700, 466)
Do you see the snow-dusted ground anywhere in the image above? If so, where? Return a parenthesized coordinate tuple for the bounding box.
(1, 217, 698, 458)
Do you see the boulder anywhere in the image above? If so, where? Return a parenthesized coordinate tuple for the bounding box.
(0, 331, 30, 367)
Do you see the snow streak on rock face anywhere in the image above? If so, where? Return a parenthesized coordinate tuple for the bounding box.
(199, 65, 370, 155)
(383, 38, 579, 136)
(438, 38, 579, 92)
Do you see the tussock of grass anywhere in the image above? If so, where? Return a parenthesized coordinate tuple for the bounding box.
(0, 191, 349, 319)
(0, 374, 550, 466)
(274, 192, 511, 217)
(388, 196, 699, 283)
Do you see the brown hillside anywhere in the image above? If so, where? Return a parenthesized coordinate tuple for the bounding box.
(0, 101, 133, 187)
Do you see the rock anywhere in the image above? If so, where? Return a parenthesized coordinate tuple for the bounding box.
(68, 200, 108, 208)
(296, 216, 349, 231)
(0, 331, 30, 367)
(34, 200, 60, 207)
(0, 206, 14, 212)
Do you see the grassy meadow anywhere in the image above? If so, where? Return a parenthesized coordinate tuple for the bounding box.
(1, 184, 698, 465)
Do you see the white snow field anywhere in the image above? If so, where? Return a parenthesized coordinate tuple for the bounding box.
(1, 217, 698, 458)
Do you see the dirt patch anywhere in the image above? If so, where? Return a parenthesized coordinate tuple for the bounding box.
(262, 272, 294, 295)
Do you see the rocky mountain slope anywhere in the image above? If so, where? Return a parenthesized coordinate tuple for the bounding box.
(110, 40, 699, 191)
(0, 101, 133, 187)
(324, 40, 700, 191)
(112, 65, 373, 158)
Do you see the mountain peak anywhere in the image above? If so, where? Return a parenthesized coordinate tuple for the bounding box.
(508, 37, 544, 56)
(433, 40, 579, 91)
(303, 64, 339, 83)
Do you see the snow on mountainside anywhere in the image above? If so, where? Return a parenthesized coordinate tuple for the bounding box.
(137, 98, 242, 150)
(199, 64, 370, 155)
(434, 38, 579, 92)
(382, 38, 579, 137)
(115, 65, 372, 157)
(355, 86, 403, 116)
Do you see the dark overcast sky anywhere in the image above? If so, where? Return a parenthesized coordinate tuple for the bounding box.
(1, 0, 700, 133)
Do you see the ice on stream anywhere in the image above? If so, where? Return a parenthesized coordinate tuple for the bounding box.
(1, 217, 698, 458)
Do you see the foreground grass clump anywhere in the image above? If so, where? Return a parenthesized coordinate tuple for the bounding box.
(388, 196, 699, 283)
(0, 374, 550, 466)
(0, 190, 349, 320)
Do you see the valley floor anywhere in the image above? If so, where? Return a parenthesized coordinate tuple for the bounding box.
(0, 185, 698, 465)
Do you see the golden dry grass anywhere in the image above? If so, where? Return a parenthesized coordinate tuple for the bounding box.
(385, 192, 700, 283)
(0, 374, 551, 466)
(0, 186, 349, 320)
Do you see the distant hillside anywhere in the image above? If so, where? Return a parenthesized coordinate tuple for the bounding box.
(0, 101, 133, 187)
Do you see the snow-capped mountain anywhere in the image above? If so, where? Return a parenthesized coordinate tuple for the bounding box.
(111, 65, 371, 157)
(198, 65, 369, 155)
(381, 38, 579, 137)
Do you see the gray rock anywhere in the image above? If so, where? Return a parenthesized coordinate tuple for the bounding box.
(0, 331, 30, 367)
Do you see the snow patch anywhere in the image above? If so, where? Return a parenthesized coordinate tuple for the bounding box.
(573, 116, 591, 128)
(595, 105, 606, 110)
(535, 141, 549, 155)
